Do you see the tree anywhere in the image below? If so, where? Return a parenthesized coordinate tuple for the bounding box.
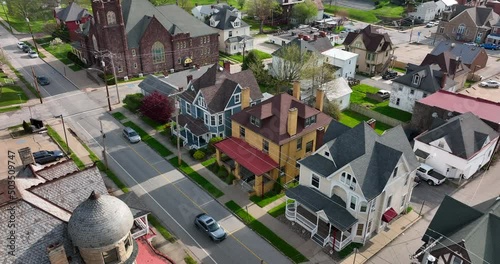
(324, 101, 341, 120)
(272, 43, 313, 82)
(291, 0, 318, 25)
(246, 0, 281, 34)
(139, 91, 175, 124)
(238, 0, 246, 9)
(242, 50, 260, 70)
(5, 0, 44, 20)
(178, 0, 194, 12)
(301, 52, 335, 92)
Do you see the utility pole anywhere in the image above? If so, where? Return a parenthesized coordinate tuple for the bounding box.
(31, 66, 43, 104)
(55, 115, 70, 155)
(169, 91, 184, 166)
(100, 59, 112, 111)
(100, 119, 108, 168)
(108, 52, 120, 103)
(25, 17, 39, 54)
(412, 236, 442, 264)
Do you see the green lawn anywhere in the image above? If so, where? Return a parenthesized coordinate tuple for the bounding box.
(222, 49, 272, 63)
(0, 8, 55, 33)
(169, 157, 225, 198)
(141, 115, 167, 132)
(38, 37, 74, 65)
(122, 121, 173, 157)
(242, 17, 278, 32)
(201, 157, 216, 167)
(268, 202, 286, 218)
(250, 192, 284, 208)
(350, 84, 412, 122)
(148, 215, 177, 242)
(324, 2, 404, 23)
(0, 85, 28, 107)
(392, 67, 406, 73)
(339, 110, 392, 135)
(112, 112, 127, 121)
(46, 125, 85, 169)
(225, 201, 308, 263)
(0, 106, 21, 113)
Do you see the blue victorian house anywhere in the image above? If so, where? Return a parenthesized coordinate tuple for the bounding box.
(175, 64, 263, 149)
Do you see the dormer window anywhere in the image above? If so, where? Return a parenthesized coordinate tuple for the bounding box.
(340, 172, 356, 190)
(305, 115, 316, 127)
(210, 20, 215, 27)
(234, 21, 240, 27)
(412, 74, 421, 85)
(234, 93, 241, 104)
(250, 115, 261, 127)
(198, 97, 206, 108)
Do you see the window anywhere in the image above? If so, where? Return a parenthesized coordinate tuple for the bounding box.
(250, 115, 261, 127)
(312, 174, 320, 188)
(451, 256, 464, 264)
(234, 93, 241, 104)
(350, 195, 357, 210)
(204, 113, 209, 125)
(371, 200, 376, 212)
(392, 166, 398, 177)
(210, 20, 215, 26)
(401, 194, 406, 208)
(240, 126, 245, 138)
(117, 65, 123, 72)
(211, 115, 216, 126)
(396, 98, 400, 106)
(360, 202, 367, 212)
(263, 140, 269, 153)
(410, 89, 415, 95)
(198, 97, 206, 108)
(296, 138, 302, 150)
(229, 31, 233, 37)
(386, 195, 392, 208)
(131, 49, 136, 56)
(305, 140, 313, 153)
(341, 172, 346, 183)
(398, 86, 403, 91)
(438, 27, 444, 34)
(385, 50, 389, 56)
(133, 63, 137, 69)
(280, 166, 286, 176)
(234, 21, 240, 27)
(367, 220, 372, 235)
(186, 102, 191, 114)
(106, 11, 116, 25)
(102, 248, 118, 263)
(152, 41, 165, 64)
(438, 141, 444, 148)
(305, 115, 316, 127)
(366, 53, 375, 61)
(218, 114, 223, 125)
(457, 23, 466, 34)
(356, 223, 364, 236)
(412, 74, 420, 85)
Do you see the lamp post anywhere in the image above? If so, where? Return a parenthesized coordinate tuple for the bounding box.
(1, 1, 12, 33)
(55, 114, 70, 155)
(25, 17, 39, 53)
(88, 66, 112, 111)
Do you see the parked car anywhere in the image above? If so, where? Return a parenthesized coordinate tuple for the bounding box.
(480, 43, 498, 50)
(33, 150, 64, 164)
(36, 76, 50, 86)
(194, 213, 227, 242)
(479, 80, 500, 88)
(22, 45, 31, 53)
(416, 164, 446, 186)
(464, 42, 479, 47)
(28, 50, 39, 58)
(425, 22, 437, 28)
(17, 42, 25, 49)
(376, 90, 391, 99)
(122, 127, 141, 143)
(382, 70, 398, 80)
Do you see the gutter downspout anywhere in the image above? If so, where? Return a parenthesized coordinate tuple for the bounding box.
(363, 199, 373, 245)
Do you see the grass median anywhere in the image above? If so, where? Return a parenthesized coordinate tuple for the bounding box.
(169, 157, 224, 198)
(46, 125, 85, 169)
(122, 121, 173, 157)
(225, 200, 308, 263)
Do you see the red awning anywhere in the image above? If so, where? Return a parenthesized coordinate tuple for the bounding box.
(382, 208, 398, 223)
(215, 137, 279, 176)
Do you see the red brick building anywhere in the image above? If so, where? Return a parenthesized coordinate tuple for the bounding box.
(76, 0, 219, 79)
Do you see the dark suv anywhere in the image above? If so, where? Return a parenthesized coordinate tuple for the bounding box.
(382, 70, 398, 80)
(33, 150, 64, 164)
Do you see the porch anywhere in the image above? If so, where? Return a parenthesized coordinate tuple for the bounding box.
(285, 185, 357, 251)
(172, 114, 209, 149)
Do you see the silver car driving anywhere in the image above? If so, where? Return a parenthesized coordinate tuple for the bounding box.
(194, 213, 227, 242)
(122, 127, 141, 143)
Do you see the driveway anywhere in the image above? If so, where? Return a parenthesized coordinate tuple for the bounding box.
(253, 35, 280, 55)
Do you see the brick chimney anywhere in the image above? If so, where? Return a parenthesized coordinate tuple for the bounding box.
(241, 87, 251, 110)
(315, 89, 325, 111)
(223, 60, 231, 73)
(366, 118, 376, 129)
(186, 74, 193, 85)
(293, 81, 301, 100)
(47, 243, 69, 264)
(316, 126, 325, 148)
(287, 108, 298, 136)
(441, 73, 448, 88)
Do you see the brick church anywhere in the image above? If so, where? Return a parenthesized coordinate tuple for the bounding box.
(75, 0, 219, 78)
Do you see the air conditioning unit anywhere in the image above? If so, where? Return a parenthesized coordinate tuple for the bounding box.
(123, 76, 129, 81)
(138, 73, 143, 78)
(170, 68, 175, 73)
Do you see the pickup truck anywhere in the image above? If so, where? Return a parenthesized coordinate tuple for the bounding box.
(416, 164, 446, 186)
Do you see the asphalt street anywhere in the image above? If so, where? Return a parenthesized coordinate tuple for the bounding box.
(0, 25, 291, 264)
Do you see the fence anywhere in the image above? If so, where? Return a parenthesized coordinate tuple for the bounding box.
(349, 104, 408, 127)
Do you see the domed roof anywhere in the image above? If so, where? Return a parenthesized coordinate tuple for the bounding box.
(68, 191, 134, 248)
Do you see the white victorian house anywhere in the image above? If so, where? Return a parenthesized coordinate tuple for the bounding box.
(285, 121, 419, 250)
(413, 112, 499, 180)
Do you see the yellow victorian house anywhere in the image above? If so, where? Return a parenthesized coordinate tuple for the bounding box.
(215, 82, 332, 196)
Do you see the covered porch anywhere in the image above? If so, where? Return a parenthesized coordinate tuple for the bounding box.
(215, 137, 279, 196)
(172, 114, 208, 149)
(285, 185, 357, 251)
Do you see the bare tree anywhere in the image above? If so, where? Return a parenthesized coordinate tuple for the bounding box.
(246, 0, 281, 34)
(272, 43, 312, 82)
(301, 52, 335, 92)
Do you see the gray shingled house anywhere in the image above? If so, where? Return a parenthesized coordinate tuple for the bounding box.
(285, 121, 419, 250)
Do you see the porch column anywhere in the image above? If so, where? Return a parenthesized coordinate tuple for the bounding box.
(216, 148, 222, 166)
(255, 174, 263, 197)
(234, 162, 241, 179)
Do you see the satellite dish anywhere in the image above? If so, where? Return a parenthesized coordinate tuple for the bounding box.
(447, 112, 453, 117)
(432, 112, 438, 118)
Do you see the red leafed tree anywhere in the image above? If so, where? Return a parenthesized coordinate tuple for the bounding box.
(139, 91, 175, 124)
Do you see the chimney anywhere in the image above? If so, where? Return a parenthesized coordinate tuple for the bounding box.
(315, 89, 325, 111)
(366, 118, 376, 129)
(316, 127, 325, 148)
(223, 60, 231, 73)
(441, 73, 448, 88)
(241, 87, 251, 110)
(47, 243, 69, 264)
(287, 108, 298, 136)
(292, 81, 301, 100)
(186, 74, 193, 85)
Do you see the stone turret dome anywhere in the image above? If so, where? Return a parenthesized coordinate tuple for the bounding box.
(68, 191, 134, 248)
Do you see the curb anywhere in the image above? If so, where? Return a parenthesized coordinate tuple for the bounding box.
(40, 57, 80, 89)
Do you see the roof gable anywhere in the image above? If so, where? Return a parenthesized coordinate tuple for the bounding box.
(343, 25, 392, 52)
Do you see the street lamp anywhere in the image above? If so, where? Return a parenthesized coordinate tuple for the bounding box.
(25, 17, 40, 53)
(88, 66, 112, 111)
(54, 114, 70, 155)
(1, 1, 12, 33)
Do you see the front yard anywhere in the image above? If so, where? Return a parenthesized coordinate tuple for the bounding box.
(220, 49, 272, 63)
(0, 8, 55, 33)
(339, 110, 392, 134)
(36, 37, 83, 71)
(324, 0, 404, 23)
(0, 85, 28, 107)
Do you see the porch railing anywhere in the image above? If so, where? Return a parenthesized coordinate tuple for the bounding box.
(131, 219, 149, 239)
(333, 232, 353, 251)
(296, 213, 316, 232)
